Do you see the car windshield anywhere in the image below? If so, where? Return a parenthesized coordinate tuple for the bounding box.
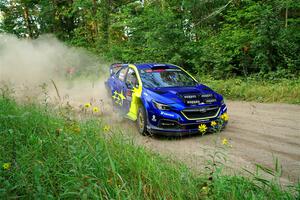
(139, 68, 197, 88)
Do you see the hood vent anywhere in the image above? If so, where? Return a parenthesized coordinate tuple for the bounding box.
(180, 93, 216, 105)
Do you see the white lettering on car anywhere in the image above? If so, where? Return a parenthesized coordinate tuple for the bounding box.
(160, 111, 175, 117)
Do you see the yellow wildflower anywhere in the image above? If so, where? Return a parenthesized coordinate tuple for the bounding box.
(211, 121, 217, 127)
(202, 186, 209, 194)
(198, 124, 207, 133)
(222, 138, 229, 145)
(103, 125, 111, 132)
(93, 107, 99, 113)
(84, 103, 91, 108)
(3, 162, 11, 170)
(221, 113, 229, 121)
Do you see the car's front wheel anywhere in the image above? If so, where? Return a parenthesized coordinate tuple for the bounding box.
(137, 106, 147, 135)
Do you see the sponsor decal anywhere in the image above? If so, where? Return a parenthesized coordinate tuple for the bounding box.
(201, 94, 213, 98)
(205, 99, 217, 103)
(160, 111, 175, 117)
(187, 100, 201, 104)
(184, 95, 197, 99)
(152, 115, 157, 122)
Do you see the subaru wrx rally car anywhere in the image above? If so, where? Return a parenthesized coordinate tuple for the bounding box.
(105, 63, 228, 136)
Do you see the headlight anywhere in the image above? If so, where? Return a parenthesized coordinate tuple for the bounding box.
(152, 100, 171, 110)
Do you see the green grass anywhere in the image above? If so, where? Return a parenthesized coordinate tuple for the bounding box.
(0, 96, 299, 199)
(198, 76, 300, 104)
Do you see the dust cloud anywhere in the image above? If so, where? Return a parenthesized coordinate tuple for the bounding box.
(0, 34, 106, 84)
(0, 34, 112, 111)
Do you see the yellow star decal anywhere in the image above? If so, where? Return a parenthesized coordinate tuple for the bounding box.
(112, 90, 126, 106)
(119, 91, 126, 101)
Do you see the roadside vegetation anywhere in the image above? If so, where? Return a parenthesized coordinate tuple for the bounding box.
(1, 0, 298, 104)
(200, 77, 300, 104)
(1, 0, 299, 79)
(1, 88, 299, 199)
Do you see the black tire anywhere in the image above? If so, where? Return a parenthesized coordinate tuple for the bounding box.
(137, 105, 147, 135)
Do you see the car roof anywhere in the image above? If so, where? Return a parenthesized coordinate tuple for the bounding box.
(133, 63, 178, 70)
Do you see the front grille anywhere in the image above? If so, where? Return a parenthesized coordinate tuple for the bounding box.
(181, 106, 220, 120)
(180, 93, 217, 105)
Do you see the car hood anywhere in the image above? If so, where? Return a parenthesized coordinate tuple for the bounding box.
(144, 84, 222, 107)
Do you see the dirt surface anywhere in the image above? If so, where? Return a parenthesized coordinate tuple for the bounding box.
(16, 80, 300, 184)
(133, 101, 300, 184)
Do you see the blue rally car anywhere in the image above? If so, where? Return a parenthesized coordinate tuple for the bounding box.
(105, 63, 228, 136)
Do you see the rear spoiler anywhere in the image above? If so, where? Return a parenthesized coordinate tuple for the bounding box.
(109, 63, 124, 75)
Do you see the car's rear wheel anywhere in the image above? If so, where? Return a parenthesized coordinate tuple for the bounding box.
(137, 106, 147, 135)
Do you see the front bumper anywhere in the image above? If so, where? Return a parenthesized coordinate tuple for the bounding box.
(146, 103, 228, 136)
(147, 120, 228, 137)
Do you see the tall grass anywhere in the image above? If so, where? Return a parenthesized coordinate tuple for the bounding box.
(199, 77, 300, 104)
(0, 96, 205, 199)
(0, 96, 299, 199)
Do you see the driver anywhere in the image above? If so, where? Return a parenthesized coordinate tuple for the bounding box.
(128, 72, 138, 88)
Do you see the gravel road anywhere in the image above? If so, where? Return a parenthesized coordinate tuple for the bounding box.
(47, 81, 300, 184)
(132, 101, 300, 184)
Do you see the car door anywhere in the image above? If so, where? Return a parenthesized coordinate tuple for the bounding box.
(112, 66, 128, 111)
(123, 68, 139, 112)
(124, 66, 142, 120)
(107, 64, 123, 95)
